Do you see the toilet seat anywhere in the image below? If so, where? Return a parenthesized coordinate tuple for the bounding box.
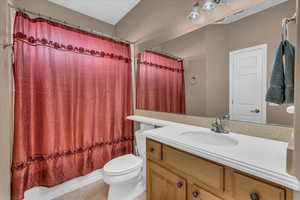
(104, 154, 142, 176)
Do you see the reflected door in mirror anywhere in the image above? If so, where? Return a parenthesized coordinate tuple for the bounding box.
(230, 45, 267, 124)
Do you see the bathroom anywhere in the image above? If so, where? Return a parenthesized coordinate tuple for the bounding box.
(0, 0, 299, 199)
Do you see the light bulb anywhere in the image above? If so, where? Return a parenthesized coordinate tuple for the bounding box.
(188, 11, 200, 20)
(188, 3, 200, 20)
(202, 0, 217, 11)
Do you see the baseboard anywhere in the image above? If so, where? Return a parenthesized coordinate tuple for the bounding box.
(24, 169, 103, 200)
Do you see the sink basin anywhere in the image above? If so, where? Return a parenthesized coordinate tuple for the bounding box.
(178, 131, 238, 147)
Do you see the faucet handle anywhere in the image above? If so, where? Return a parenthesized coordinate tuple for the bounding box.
(211, 122, 217, 128)
(212, 118, 218, 125)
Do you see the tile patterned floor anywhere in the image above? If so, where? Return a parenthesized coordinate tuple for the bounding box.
(53, 181, 146, 200)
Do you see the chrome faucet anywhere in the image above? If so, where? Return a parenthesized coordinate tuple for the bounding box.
(211, 115, 229, 134)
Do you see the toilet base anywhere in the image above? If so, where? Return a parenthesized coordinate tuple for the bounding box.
(107, 176, 145, 200)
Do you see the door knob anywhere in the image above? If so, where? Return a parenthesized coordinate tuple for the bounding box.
(250, 109, 260, 113)
(150, 147, 155, 152)
(192, 191, 200, 198)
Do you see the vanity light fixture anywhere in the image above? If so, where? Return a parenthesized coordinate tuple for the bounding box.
(202, 0, 231, 11)
(188, 0, 231, 20)
(202, 0, 218, 11)
(187, 0, 232, 20)
(188, 2, 201, 20)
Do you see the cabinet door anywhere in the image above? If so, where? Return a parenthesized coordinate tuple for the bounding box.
(189, 184, 223, 200)
(147, 161, 187, 200)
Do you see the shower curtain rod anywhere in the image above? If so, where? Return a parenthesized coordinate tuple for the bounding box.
(8, 4, 135, 45)
(147, 49, 184, 61)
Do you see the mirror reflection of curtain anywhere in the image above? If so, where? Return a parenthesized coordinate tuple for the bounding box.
(137, 51, 185, 114)
(12, 12, 133, 200)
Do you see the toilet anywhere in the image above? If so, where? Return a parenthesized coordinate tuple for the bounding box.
(103, 128, 150, 200)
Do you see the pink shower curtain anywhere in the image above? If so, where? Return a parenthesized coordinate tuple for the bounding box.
(12, 12, 133, 200)
(136, 51, 185, 114)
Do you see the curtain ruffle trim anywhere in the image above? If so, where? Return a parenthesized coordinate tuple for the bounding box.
(16, 12, 129, 46)
(138, 60, 184, 72)
(12, 137, 133, 171)
(14, 32, 132, 63)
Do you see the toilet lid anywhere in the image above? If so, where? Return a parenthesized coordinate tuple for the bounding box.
(104, 154, 143, 176)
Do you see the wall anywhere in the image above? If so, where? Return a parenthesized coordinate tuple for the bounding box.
(204, 25, 229, 117)
(294, 0, 300, 183)
(146, 0, 295, 126)
(0, 1, 13, 200)
(11, 0, 115, 36)
(293, 1, 300, 199)
(184, 58, 207, 116)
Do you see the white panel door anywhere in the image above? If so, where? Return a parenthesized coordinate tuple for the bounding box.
(230, 44, 267, 124)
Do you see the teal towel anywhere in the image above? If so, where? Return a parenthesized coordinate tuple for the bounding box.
(283, 40, 295, 104)
(266, 42, 285, 104)
(266, 41, 295, 104)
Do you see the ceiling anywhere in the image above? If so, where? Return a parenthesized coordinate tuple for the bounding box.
(48, 0, 141, 25)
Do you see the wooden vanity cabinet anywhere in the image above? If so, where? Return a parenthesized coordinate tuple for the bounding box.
(146, 139, 293, 200)
(147, 161, 187, 200)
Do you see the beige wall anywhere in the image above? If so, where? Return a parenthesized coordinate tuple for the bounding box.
(184, 58, 207, 116)
(0, 1, 13, 200)
(294, 0, 300, 179)
(11, 0, 115, 36)
(204, 25, 229, 117)
(292, 1, 300, 199)
(143, 0, 295, 126)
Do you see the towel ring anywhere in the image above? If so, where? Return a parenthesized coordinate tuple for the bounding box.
(281, 18, 288, 41)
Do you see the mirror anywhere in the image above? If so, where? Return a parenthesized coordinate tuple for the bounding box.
(135, 0, 296, 127)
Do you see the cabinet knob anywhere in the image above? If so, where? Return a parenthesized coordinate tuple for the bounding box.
(250, 193, 260, 200)
(150, 147, 155, 152)
(192, 191, 200, 198)
(176, 181, 183, 188)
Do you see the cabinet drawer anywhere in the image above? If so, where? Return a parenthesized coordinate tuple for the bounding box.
(189, 184, 223, 200)
(163, 145, 224, 192)
(147, 139, 162, 161)
(233, 172, 285, 200)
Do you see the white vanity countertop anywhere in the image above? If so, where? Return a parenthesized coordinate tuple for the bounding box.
(127, 115, 300, 191)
